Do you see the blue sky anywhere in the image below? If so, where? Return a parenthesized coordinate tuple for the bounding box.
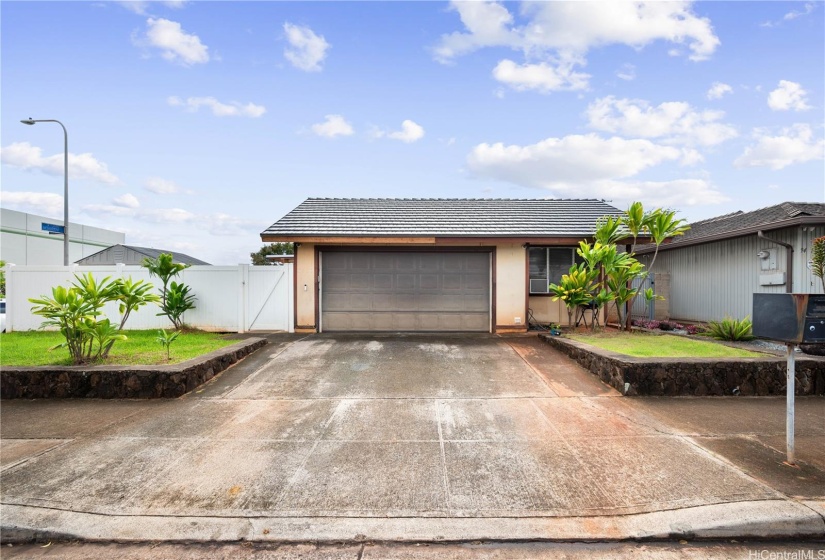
(2, 1, 823, 264)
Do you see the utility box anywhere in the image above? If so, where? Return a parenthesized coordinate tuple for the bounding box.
(753, 293, 825, 344)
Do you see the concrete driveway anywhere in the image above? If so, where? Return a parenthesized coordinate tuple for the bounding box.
(1, 334, 823, 542)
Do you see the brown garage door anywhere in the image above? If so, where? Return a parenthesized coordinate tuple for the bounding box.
(321, 251, 490, 332)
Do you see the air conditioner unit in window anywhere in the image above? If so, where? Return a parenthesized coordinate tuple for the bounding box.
(530, 279, 548, 293)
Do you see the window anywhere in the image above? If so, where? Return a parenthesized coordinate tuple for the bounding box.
(529, 247, 578, 294)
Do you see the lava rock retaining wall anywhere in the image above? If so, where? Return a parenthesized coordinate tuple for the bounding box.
(539, 334, 825, 396)
(1, 338, 267, 399)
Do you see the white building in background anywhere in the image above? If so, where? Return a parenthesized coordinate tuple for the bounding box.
(0, 208, 125, 265)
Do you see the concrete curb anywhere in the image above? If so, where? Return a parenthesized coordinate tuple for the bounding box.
(2, 500, 823, 543)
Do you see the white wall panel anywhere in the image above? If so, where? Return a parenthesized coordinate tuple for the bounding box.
(638, 228, 805, 322)
(4, 264, 292, 333)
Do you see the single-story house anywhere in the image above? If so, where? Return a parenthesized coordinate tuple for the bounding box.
(75, 244, 211, 266)
(261, 198, 622, 333)
(635, 201, 825, 323)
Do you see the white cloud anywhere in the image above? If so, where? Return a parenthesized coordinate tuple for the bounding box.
(81, 204, 261, 238)
(468, 134, 685, 186)
(433, 1, 521, 63)
(0, 141, 120, 185)
(144, 176, 187, 195)
(311, 114, 354, 138)
(374, 120, 425, 143)
(767, 80, 811, 111)
(167, 96, 266, 117)
(141, 207, 196, 223)
(492, 58, 589, 92)
(616, 63, 636, 81)
(761, 2, 816, 27)
(283, 22, 330, 72)
(82, 204, 196, 223)
(734, 124, 825, 170)
(137, 17, 209, 66)
(706, 82, 733, 100)
(0, 190, 64, 217)
(434, 1, 719, 93)
(113, 193, 140, 209)
(465, 133, 726, 207)
(207, 213, 266, 236)
(120, 1, 187, 15)
(585, 96, 737, 147)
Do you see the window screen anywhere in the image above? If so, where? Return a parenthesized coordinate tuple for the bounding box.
(528, 247, 576, 294)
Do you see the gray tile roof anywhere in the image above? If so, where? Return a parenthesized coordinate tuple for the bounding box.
(262, 198, 623, 238)
(124, 246, 211, 266)
(637, 202, 825, 253)
(76, 244, 211, 266)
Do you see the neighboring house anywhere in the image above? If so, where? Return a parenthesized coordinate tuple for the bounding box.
(0, 208, 125, 265)
(261, 198, 622, 333)
(635, 202, 825, 323)
(75, 244, 211, 266)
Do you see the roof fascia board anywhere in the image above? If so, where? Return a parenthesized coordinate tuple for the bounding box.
(261, 235, 438, 244)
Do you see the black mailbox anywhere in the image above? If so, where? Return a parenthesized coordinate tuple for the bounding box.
(753, 293, 825, 344)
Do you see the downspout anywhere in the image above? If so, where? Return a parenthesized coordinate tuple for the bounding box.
(758, 230, 794, 293)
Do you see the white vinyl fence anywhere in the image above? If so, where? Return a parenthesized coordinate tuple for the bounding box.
(3, 264, 293, 333)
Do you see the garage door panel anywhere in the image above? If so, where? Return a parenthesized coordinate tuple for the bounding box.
(394, 313, 417, 330)
(442, 275, 462, 290)
(324, 252, 349, 270)
(373, 274, 393, 290)
(323, 273, 351, 292)
(465, 254, 489, 272)
(394, 293, 418, 311)
(431, 294, 462, 311)
(350, 254, 371, 269)
(371, 253, 394, 270)
(396, 274, 416, 290)
(462, 314, 490, 331)
(463, 295, 490, 312)
(464, 274, 487, 290)
(419, 274, 440, 290)
(321, 251, 490, 332)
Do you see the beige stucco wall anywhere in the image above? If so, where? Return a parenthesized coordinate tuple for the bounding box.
(494, 243, 527, 329)
(529, 296, 566, 326)
(295, 243, 316, 328)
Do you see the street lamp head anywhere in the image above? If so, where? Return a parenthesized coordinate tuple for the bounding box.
(20, 119, 36, 125)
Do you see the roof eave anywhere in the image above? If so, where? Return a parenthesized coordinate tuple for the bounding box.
(635, 215, 825, 254)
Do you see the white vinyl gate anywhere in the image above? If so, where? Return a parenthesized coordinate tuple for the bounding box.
(3, 264, 293, 333)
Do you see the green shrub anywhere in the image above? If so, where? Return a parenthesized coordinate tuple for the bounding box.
(705, 316, 754, 342)
(143, 253, 196, 329)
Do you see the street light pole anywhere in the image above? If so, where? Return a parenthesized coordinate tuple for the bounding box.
(20, 118, 70, 266)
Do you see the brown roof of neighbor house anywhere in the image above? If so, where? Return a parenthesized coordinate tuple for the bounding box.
(636, 202, 825, 254)
(75, 244, 211, 266)
(262, 198, 623, 239)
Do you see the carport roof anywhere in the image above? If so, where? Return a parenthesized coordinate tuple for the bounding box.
(262, 198, 622, 239)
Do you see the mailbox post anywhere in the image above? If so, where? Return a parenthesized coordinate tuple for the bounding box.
(753, 293, 825, 466)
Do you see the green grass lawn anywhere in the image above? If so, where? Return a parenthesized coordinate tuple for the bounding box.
(567, 331, 764, 358)
(0, 329, 237, 366)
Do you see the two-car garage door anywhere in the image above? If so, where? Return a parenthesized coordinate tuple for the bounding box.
(321, 251, 490, 332)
